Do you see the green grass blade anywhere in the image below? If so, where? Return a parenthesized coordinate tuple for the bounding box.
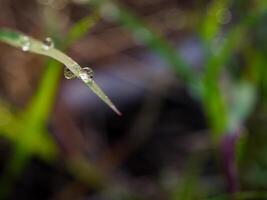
(65, 11, 100, 45)
(0, 28, 120, 115)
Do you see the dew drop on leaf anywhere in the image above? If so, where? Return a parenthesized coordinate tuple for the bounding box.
(83, 67, 93, 79)
(64, 67, 76, 79)
(21, 36, 30, 51)
(42, 37, 54, 50)
(79, 67, 93, 83)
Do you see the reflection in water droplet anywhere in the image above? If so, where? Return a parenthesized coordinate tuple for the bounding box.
(21, 36, 30, 51)
(83, 67, 94, 79)
(64, 67, 93, 82)
(64, 67, 76, 79)
(79, 67, 94, 83)
(42, 37, 54, 50)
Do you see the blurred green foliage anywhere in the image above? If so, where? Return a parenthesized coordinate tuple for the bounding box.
(0, 0, 267, 199)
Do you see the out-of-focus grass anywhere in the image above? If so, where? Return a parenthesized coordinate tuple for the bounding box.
(89, 0, 267, 197)
(89, 0, 264, 140)
(208, 191, 267, 200)
(199, 0, 229, 42)
(90, 0, 199, 92)
(201, 1, 267, 139)
(169, 154, 206, 200)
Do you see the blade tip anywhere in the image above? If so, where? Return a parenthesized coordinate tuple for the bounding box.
(114, 108, 122, 116)
(111, 105, 122, 116)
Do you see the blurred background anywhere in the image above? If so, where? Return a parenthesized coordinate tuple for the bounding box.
(0, 0, 267, 199)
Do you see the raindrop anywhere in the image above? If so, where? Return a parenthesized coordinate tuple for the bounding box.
(79, 67, 94, 83)
(42, 37, 54, 50)
(21, 36, 30, 51)
(83, 67, 93, 79)
(64, 67, 76, 80)
(64, 67, 93, 82)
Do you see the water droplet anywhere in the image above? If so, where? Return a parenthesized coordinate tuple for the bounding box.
(64, 67, 76, 79)
(42, 37, 54, 50)
(79, 67, 93, 83)
(83, 67, 93, 79)
(21, 36, 30, 51)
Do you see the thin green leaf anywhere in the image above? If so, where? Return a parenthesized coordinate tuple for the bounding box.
(0, 28, 121, 115)
(65, 11, 100, 45)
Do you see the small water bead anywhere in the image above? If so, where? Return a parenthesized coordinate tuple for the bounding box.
(64, 67, 76, 79)
(79, 67, 94, 83)
(83, 67, 93, 79)
(42, 37, 54, 50)
(64, 67, 93, 81)
(21, 36, 30, 51)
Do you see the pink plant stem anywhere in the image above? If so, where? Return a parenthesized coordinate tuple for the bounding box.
(220, 127, 241, 193)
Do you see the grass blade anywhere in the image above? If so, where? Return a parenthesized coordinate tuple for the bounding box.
(0, 28, 121, 115)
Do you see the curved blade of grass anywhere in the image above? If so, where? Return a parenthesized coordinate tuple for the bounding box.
(0, 28, 121, 115)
